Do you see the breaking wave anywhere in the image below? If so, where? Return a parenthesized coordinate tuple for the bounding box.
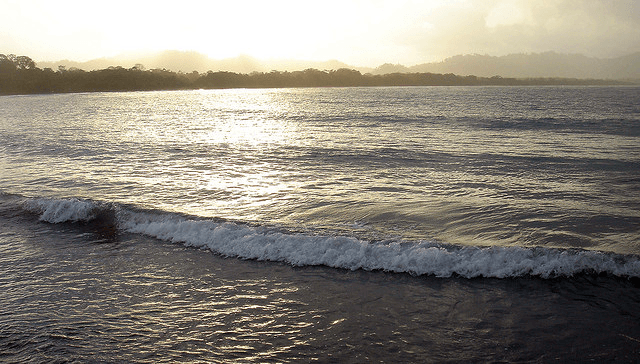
(19, 196, 640, 279)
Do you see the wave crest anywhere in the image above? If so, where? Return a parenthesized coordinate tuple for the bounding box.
(23, 197, 99, 223)
(18, 197, 640, 279)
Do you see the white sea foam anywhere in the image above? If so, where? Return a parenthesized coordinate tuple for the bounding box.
(23, 197, 98, 223)
(22, 197, 640, 278)
(120, 212, 640, 278)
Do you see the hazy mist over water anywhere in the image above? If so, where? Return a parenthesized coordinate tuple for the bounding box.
(35, 50, 640, 81)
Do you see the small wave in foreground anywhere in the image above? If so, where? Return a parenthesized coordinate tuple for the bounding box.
(19, 196, 640, 279)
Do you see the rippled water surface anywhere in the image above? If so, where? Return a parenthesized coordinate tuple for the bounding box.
(1, 86, 639, 253)
(1, 86, 640, 362)
(1, 210, 639, 363)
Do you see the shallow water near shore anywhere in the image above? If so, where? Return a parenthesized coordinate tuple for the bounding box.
(1, 208, 639, 363)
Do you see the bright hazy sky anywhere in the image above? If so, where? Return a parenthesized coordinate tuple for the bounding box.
(2, 0, 639, 66)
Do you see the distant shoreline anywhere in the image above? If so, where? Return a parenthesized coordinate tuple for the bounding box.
(1, 54, 635, 96)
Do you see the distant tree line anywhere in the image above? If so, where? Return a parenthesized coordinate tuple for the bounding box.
(0, 54, 629, 95)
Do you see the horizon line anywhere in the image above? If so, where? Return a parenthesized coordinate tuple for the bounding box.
(33, 49, 640, 70)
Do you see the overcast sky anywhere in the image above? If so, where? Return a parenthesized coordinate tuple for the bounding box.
(1, 0, 639, 66)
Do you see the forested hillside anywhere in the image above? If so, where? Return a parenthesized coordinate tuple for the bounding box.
(1, 54, 629, 95)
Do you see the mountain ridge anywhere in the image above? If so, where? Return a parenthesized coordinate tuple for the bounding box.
(37, 51, 355, 75)
(401, 52, 640, 80)
(37, 50, 640, 80)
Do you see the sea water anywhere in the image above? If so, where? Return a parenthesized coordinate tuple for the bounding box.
(1, 86, 639, 362)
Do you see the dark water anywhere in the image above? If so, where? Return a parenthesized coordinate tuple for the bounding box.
(1, 86, 640, 362)
(1, 207, 639, 363)
(1, 202, 639, 363)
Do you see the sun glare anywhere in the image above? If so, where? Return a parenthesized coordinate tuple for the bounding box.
(196, 89, 294, 146)
(2, 0, 637, 66)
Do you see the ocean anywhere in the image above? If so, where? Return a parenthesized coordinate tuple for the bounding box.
(1, 86, 639, 362)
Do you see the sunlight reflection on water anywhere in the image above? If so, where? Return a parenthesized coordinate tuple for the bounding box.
(0, 87, 639, 253)
(1, 87, 640, 361)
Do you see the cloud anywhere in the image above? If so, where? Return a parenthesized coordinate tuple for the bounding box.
(531, 0, 640, 56)
(1, 0, 638, 65)
(485, 0, 534, 28)
(395, 0, 640, 63)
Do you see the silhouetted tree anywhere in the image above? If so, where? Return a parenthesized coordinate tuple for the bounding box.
(0, 53, 629, 96)
(14, 55, 36, 70)
(0, 54, 17, 73)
